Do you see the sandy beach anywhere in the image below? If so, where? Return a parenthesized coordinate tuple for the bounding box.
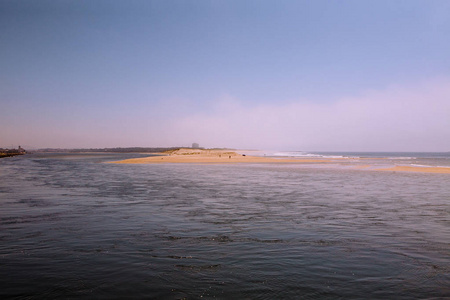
(110, 148, 332, 164)
(108, 148, 450, 174)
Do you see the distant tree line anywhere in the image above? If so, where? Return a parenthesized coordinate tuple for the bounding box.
(33, 147, 183, 153)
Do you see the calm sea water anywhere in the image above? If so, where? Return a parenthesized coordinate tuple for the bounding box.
(1, 153, 449, 299)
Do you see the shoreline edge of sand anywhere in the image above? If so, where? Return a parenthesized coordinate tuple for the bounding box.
(107, 148, 450, 174)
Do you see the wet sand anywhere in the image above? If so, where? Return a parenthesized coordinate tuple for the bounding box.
(376, 165, 450, 174)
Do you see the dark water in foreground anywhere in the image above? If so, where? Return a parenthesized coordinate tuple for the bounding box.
(1, 153, 449, 299)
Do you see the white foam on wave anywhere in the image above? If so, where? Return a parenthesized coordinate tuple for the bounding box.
(270, 151, 347, 159)
(272, 152, 321, 157)
(409, 163, 450, 168)
(410, 164, 434, 168)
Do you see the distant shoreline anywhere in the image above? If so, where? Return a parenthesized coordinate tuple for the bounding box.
(0, 153, 25, 159)
(31, 147, 182, 153)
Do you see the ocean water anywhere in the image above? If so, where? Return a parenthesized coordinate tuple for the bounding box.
(0, 153, 449, 299)
(254, 151, 450, 167)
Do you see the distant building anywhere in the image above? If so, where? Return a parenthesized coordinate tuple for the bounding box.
(192, 143, 199, 149)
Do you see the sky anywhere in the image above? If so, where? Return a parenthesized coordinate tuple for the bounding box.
(1, 0, 449, 151)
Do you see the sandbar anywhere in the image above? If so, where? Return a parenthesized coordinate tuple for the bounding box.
(108, 148, 450, 174)
(109, 148, 331, 164)
(376, 166, 450, 174)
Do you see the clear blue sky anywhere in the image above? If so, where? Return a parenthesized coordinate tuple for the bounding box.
(1, 0, 449, 151)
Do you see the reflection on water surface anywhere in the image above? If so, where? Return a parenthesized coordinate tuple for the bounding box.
(0, 153, 449, 299)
